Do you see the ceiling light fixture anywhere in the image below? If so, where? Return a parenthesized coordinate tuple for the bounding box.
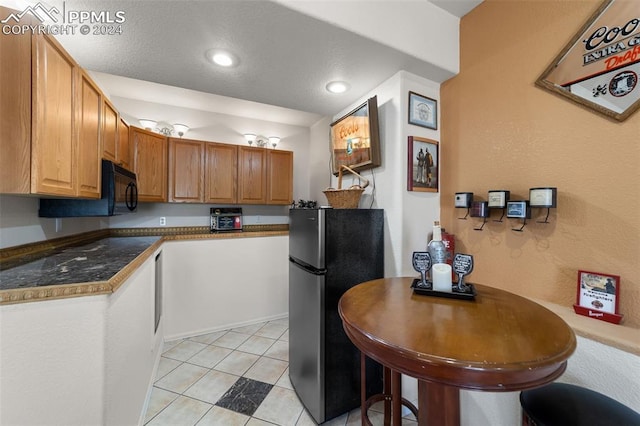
(244, 133, 279, 148)
(205, 48, 239, 67)
(139, 120, 190, 138)
(326, 81, 350, 94)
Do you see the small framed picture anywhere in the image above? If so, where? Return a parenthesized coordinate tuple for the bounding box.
(575, 270, 620, 315)
(407, 136, 438, 192)
(408, 91, 437, 130)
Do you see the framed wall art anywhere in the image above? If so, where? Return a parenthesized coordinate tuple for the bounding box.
(330, 96, 381, 176)
(573, 270, 623, 324)
(536, 0, 640, 121)
(407, 136, 438, 192)
(408, 91, 437, 129)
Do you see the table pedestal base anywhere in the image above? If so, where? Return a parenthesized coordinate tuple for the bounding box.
(418, 380, 460, 426)
(360, 353, 419, 426)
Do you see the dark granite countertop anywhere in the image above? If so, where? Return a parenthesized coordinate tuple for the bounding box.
(0, 226, 287, 304)
(0, 237, 160, 291)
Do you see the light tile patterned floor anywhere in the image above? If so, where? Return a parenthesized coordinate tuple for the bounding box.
(145, 318, 418, 425)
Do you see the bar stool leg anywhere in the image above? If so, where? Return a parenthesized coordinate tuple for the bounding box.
(383, 366, 392, 426)
(392, 370, 402, 425)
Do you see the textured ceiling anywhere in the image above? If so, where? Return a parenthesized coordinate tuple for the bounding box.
(42, 0, 480, 121)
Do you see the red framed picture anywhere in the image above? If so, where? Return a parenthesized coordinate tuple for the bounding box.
(573, 270, 623, 324)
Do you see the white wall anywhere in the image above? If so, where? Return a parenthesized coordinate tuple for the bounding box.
(0, 248, 163, 426)
(161, 236, 288, 340)
(276, 0, 460, 79)
(0, 195, 106, 248)
(460, 336, 640, 426)
(105, 94, 314, 228)
(0, 295, 108, 425)
(308, 70, 442, 409)
(311, 70, 442, 278)
(106, 248, 164, 426)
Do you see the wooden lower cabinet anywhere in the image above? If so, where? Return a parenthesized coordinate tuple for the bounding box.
(168, 138, 204, 203)
(267, 150, 293, 205)
(205, 142, 237, 204)
(131, 126, 167, 202)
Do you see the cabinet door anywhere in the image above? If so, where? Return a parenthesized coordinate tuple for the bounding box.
(205, 142, 237, 204)
(267, 150, 293, 205)
(102, 98, 118, 162)
(237, 146, 267, 204)
(131, 126, 167, 202)
(0, 7, 31, 194)
(76, 71, 102, 198)
(31, 34, 77, 196)
(168, 138, 204, 203)
(117, 118, 130, 170)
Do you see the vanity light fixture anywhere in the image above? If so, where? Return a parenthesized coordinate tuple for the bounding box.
(172, 124, 190, 138)
(326, 81, 350, 94)
(139, 119, 157, 130)
(244, 133, 280, 148)
(205, 48, 239, 67)
(139, 120, 190, 138)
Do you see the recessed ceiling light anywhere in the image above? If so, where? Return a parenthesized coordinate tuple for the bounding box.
(205, 49, 238, 67)
(326, 81, 350, 94)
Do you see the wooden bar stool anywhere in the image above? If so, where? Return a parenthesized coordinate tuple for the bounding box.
(520, 383, 640, 426)
(360, 352, 419, 425)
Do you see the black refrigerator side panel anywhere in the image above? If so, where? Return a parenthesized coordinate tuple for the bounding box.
(324, 209, 384, 420)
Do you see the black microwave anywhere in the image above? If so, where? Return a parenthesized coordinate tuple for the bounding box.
(39, 160, 138, 217)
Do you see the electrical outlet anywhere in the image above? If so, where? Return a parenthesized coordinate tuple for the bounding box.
(55, 218, 62, 233)
(256, 215, 261, 223)
(159, 217, 166, 226)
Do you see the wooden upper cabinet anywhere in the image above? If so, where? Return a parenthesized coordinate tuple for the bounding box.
(0, 7, 31, 194)
(131, 126, 167, 202)
(76, 71, 102, 199)
(117, 118, 130, 170)
(168, 138, 204, 203)
(238, 146, 267, 204)
(31, 33, 78, 197)
(205, 142, 238, 204)
(267, 150, 293, 205)
(102, 98, 118, 162)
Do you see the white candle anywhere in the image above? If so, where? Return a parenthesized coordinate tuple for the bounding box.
(432, 263, 453, 292)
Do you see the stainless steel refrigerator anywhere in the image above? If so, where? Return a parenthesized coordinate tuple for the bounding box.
(288, 208, 384, 424)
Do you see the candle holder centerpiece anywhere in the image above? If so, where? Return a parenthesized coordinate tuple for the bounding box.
(410, 251, 477, 300)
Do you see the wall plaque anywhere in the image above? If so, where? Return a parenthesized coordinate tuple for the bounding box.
(536, 0, 640, 121)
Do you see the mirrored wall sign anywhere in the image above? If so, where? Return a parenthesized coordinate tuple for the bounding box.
(536, 0, 640, 121)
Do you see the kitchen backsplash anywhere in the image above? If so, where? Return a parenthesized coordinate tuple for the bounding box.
(0, 195, 289, 249)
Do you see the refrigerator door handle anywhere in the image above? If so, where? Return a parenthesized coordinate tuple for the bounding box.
(289, 256, 327, 275)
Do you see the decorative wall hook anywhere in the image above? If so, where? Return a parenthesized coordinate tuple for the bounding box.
(507, 200, 531, 232)
(471, 201, 489, 231)
(488, 190, 510, 222)
(455, 192, 473, 220)
(529, 187, 557, 223)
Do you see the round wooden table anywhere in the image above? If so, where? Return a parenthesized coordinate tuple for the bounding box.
(338, 277, 576, 426)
